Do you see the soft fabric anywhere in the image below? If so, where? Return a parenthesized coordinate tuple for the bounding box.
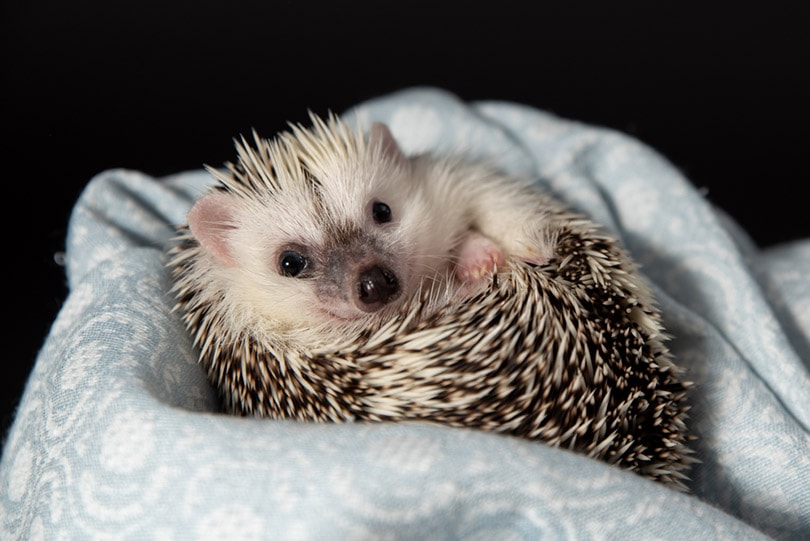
(2, 87, 808, 540)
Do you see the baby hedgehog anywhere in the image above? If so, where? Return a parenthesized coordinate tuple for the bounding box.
(167, 113, 695, 490)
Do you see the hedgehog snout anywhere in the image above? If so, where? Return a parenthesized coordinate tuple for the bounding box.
(356, 265, 400, 312)
(315, 239, 404, 318)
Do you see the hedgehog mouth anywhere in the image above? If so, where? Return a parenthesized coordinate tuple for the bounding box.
(319, 273, 409, 322)
(318, 301, 400, 323)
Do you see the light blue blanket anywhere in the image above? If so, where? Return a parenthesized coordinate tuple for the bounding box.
(2, 87, 808, 540)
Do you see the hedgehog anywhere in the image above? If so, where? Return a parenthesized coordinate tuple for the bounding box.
(166, 112, 696, 490)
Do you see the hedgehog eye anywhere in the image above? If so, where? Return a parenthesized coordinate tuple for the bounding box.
(372, 201, 392, 224)
(279, 251, 308, 277)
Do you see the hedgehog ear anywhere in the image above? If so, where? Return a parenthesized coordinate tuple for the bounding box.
(369, 122, 410, 171)
(187, 191, 240, 266)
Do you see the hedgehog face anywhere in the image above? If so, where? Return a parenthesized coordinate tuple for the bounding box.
(186, 183, 407, 330)
(185, 120, 463, 332)
(268, 204, 407, 321)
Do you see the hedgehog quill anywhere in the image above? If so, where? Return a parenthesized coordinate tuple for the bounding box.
(167, 113, 696, 490)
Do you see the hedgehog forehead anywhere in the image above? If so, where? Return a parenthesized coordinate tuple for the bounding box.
(226, 114, 409, 245)
(285, 119, 376, 209)
(244, 162, 362, 238)
(236, 174, 366, 256)
(243, 184, 329, 248)
(292, 163, 407, 236)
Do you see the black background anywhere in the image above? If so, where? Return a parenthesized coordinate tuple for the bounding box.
(2, 2, 808, 444)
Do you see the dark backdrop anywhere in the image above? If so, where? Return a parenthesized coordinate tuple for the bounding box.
(2, 2, 807, 444)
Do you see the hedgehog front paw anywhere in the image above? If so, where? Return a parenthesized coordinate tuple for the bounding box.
(455, 233, 504, 283)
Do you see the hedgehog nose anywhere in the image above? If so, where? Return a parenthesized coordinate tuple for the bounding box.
(356, 266, 400, 311)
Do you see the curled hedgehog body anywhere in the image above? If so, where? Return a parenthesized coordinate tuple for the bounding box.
(167, 113, 695, 490)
